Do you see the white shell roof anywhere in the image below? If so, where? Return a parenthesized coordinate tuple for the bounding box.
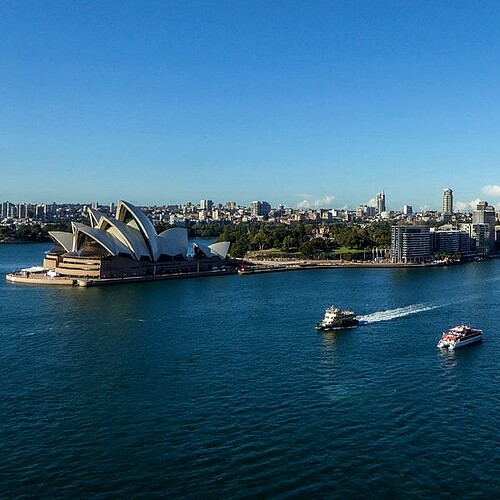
(193, 242, 211, 258)
(116, 200, 160, 261)
(97, 215, 151, 261)
(193, 241, 230, 259)
(87, 208, 103, 228)
(208, 241, 230, 259)
(72, 222, 134, 258)
(48, 231, 73, 253)
(158, 227, 188, 257)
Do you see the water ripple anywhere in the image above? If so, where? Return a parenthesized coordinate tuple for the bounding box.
(2, 245, 500, 497)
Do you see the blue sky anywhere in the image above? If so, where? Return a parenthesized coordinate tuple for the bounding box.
(2, 0, 500, 211)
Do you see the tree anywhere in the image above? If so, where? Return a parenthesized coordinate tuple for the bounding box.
(251, 229, 271, 251)
(281, 235, 296, 252)
(229, 234, 250, 258)
(299, 237, 329, 259)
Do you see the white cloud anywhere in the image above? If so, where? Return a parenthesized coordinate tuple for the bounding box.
(366, 197, 376, 207)
(297, 195, 335, 209)
(455, 198, 482, 211)
(483, 185, 500, 197)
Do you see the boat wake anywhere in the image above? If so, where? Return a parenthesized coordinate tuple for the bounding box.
(358, 303, 439, 324)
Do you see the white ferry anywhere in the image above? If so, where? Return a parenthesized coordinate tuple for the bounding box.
(437, 325, 483, 350)
(316, 306, 359, 331)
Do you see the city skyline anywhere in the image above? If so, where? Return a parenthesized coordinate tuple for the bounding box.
(2, 1, 500, 209)
(2, 189, 497, 219)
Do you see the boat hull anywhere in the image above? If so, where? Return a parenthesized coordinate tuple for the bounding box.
(437, 325, 482, 350)
(437, 335, 482, 350)
(316, 319, 359, 331)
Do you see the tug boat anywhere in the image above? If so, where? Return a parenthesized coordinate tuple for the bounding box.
(437, 325, 483, 350)
(316, 306, 359, 331)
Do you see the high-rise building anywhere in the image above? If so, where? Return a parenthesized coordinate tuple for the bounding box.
(470, 224, 490, 257)
(442, 188, 453, 217)
(403, 205, 413, 216)
(250, 201, 271, 218)
(200, 199, 213, 212)
(376, 192, 386, 214)
(473, 201, 496, 255)
(430, 227, 473, 255)
(357, 205, 376, 218)
(35, 204, 45, 218)
(356, 205, 366, 218)
(0, 201, 12, 218)
(17, 203, 29, 219)
(391, 226, 431, 263)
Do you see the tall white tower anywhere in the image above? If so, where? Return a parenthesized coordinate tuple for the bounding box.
(442, 188, 453, 215)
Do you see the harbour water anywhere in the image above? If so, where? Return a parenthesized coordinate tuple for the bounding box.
(1, 243, 499, 498)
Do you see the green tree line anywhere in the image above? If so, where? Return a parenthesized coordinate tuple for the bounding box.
(217, 222, 392, 258)
(0, 223, 71, 243)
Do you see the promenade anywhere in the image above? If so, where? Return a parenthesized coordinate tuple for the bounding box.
(240, 258, 444, 273)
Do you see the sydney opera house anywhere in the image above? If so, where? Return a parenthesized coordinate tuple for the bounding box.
(42, 200, 231, 280)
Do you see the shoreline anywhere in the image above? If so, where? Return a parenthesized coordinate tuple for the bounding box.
(239, 258, 452, 272)
(235, 255, 499, 274)
(5, 267, 238, 287)
(5, 256, 494, 287)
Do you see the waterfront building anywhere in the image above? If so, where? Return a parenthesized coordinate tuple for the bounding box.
(459, 231, 474, 255)
(473, 201, 496, 255)
(431, 228, 460, 254)
(431, 227, 472, 255)
(391, 226, 431, 263)
(459, 222, 493, 258)
(376, 192, 386, 214)
(471, 224, 490, 257)
(43, 200, 231, 280)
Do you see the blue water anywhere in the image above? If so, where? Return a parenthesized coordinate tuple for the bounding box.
(1, 244, 500, 498)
